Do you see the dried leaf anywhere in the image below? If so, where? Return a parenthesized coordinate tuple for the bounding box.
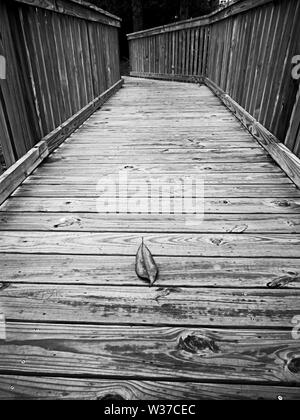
(135, 239, 158, 287)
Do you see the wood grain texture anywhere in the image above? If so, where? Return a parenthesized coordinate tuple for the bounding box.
(0, 231, 299, 257)
(1, 213, 300, 234)
(0, 288, 299, 327)
(12, 184, 300, 198)
(24, 173, 292, 185)
(1, 254, 299, 289)
(130, 72, 203, 83)
(13, 0, 121, 26)
(0, 142, 48, 206)
(1, 376, 299, 400)
(0, 323, 300, 384)
(2, 197, 300, 214)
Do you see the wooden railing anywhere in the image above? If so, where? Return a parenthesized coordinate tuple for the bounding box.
(0, 0, 122, 172)
(128, 0, 300, 164)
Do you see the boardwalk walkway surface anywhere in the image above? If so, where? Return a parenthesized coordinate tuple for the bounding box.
(0, 77, 300, 399)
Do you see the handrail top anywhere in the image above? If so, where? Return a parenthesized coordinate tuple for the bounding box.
(13, 0, 122, 26)
(127, 0, 273, 39)
(67, 0, 121, 22)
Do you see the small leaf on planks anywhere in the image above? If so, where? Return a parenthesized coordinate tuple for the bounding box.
(135, 239, 158, 287)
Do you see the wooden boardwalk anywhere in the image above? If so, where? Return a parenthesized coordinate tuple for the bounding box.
(0, 77, 300, 399)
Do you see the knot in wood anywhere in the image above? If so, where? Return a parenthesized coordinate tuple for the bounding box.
(287, 358, 300, 374)
(178, 334, 219, 355)
(98, 394, 125, 401)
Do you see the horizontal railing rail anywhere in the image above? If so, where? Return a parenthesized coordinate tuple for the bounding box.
(127, 0, 300, 168)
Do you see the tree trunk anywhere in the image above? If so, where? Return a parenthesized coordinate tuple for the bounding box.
(179, 0, 190, 20)
(131, 0, 143, 32)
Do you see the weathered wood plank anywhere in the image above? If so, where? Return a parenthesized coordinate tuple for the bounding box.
(13, 0, 121, 27)
(0, 286, 299, 327)
(130, 72, 204, 83)
(1, 254, 300, 289)
(0, 323, 300, 384)
(2, 197, 300, 214)
(12, 184, 300, 199)
(32, 162, 281, 175)
(24, 173, 293, 185)
(1, 376, 299, 400)
(51, 139, 262, 148)
(0, 99, 15, 168)
(0, 142, 48, 206)
(0, 232, 299, 257)
(1, 213, 299, 234)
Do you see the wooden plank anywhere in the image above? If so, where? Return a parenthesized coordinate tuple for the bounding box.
(235, 11, 253, 104)
(38, 8, 62, 129)
(33, 162, 280, 173)
(244, 7, 265, 112)
(59, 140, 263, 148)
(48, 150, 273, 163)
(24, 173, 292, 185)
(130, 72, 205, 83)
(0, 286, 299, 327)
(1, 254, 300, 289)
(0, 323, 300, 385)
(2, 197, 300, 215)
(51, 12, 73, 120)
(71, 17, 88, 109)
(12, 184, 300, 199)
(44, 154, 274, 166)
(79, 19, 94, 103)
(26, 7, 56, 133)
(1, 375, 299, 400)
(294, 128, 300, 158)
(0, 232, 299, 258)
(1, 213, 300, 235)
(20, 7, 50, 135)
(285, 85, 300, 152)
(0, 96, 15, 167)
(250, 5, 276, 119)
(66, 15, 81, 113)
(13, 0, 121, 27)
(204, 77, 300, 188)
(0, 141, 48, 206)
(87, 21, 100, 98)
